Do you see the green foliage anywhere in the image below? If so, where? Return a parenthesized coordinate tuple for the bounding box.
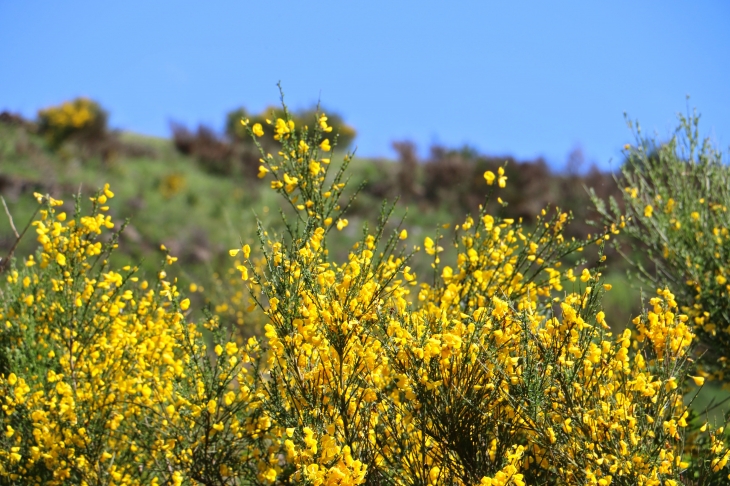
(592, 109, 730, 381)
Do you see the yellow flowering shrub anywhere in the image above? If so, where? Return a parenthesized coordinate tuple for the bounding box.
(0, 189, 272, 484)
(1, 96, 728, 484)
(231, 100, 727, 485)
(37, 97, 108, 149)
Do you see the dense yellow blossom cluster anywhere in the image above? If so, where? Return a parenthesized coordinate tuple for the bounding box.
(1, 100, 728, 484)
(39, 99, 93, 129)
(0, 188, 273, 484)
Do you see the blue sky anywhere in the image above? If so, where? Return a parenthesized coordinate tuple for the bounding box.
(1, 1, 728, 169)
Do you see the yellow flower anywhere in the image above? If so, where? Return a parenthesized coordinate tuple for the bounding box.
(691, 376, 705, 386)
(497, 167, 507, 188)
(264, 468, 277, 482)
(225, 342, 238, 355)
(180, 298, 190, 311)
(644, 205, 654, 218)
(424, 236, 434, 251)
(320, 139, 331, 152)
(336, 219, 348, 230)
(429, 466, 440, 484)
(484, 171, 496, 185)
(399, 229, 408, 240)
(273, 118, 294, 140)
(252, 123, 264, 137)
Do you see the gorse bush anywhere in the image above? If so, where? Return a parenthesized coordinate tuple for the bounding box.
(0, 93, 728, 485)
(592, 110, 730, 383)
(37, 98, 108, 150)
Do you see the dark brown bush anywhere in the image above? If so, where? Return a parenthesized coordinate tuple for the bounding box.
(0, 111, 34, 130)
(171, 123, 234, 175)
(393, 141, 420, 199)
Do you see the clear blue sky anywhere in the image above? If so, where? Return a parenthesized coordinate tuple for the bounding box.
(1, 1, 728, 169)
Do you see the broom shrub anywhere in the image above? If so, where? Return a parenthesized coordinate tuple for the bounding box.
(0, 93, 728, 484)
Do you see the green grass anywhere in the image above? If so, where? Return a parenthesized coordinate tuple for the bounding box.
(689, 383, 730, 426)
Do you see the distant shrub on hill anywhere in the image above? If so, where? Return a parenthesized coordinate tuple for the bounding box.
(37, 97, 107, 150)
(171, 122, 234, 175)
(170, 122, 261, 177)
(225, 105, 357, 150)
(33, 98, 156, 163)
(0, 111, 36, 131)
